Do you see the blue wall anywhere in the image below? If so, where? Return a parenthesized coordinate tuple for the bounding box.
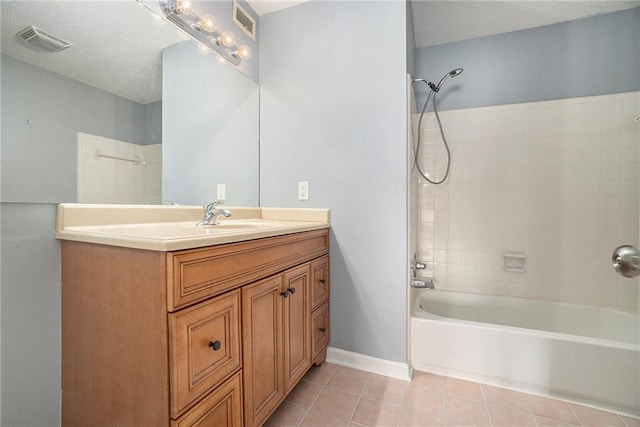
(414, 7, 640, 110)
(162, 42, 259, 206)
(260, 0, 408, 364)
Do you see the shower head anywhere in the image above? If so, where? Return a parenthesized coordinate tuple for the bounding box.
(436, 68, 464, 91)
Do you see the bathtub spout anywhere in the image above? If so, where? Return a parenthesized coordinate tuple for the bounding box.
(412, 279, 435, 289)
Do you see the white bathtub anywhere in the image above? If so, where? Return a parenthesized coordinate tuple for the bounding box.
(410, 289, 640, 416)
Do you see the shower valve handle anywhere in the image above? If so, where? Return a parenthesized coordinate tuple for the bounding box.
(612, 245, 640, 278)
(412, 261, 427, 270)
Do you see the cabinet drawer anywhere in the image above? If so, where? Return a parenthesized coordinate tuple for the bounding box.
(170, 290, 242, 417)
(311, 302, 329, 362)
(171, 371, 243, 427)
(310, 256, 329, 310)
(167, 230, 329, 311)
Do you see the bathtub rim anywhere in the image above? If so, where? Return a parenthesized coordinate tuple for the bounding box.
(412, 288, 640, 351)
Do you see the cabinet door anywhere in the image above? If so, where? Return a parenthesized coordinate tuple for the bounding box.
(282, 264, 312, 393)
(242, 276, 284, 427)
(310, 256, 329, 310)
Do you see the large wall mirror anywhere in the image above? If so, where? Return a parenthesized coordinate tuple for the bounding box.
(0, 0, 259, 206)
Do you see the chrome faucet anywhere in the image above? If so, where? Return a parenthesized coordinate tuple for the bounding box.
(196, 200, 232, 226)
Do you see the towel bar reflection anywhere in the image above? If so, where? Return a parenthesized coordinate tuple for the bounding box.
(95, 150, 145, 166)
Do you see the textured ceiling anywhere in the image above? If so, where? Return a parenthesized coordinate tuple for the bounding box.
(0, 1, 183, 104)
(411, 0, 640, 48)
(2, 1, 638, 103)
(246, 0, 310, 16)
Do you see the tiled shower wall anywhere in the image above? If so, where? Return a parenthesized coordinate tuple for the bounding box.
(77, 132, 162, 204)
(414, 91, 640, 311)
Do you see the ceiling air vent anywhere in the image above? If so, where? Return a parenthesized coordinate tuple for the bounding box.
(17, 25, 72, 53)
(233, 0, 256, 41)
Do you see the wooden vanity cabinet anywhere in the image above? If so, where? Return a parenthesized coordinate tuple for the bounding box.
(61, 229, 329, 427)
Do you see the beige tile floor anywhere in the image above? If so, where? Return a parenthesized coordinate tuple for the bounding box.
(265, 363, 639, 427)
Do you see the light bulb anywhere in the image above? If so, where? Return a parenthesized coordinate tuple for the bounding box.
(199, 14, 217, 32)
(219, 31, 236, 47)
(233, 44, 252, 59)
(175, 0, 191, 13)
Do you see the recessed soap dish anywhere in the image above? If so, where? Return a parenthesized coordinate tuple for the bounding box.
(502, 252, 526, 272)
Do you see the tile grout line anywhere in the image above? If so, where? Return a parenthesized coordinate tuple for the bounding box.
(480, 384, 494, 427)
(296, 364, 338, 427)
(395, 379, 409, 427)
(566, 403, 585, 427)
(520, 390, 541, 427)
(441, 379, 447, 427)
(346, 374, 370, 425)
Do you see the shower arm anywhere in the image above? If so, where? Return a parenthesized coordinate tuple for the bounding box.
(413, 78, 439, 92)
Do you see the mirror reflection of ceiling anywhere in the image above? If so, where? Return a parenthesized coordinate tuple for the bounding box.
(0, 1, 182, 104)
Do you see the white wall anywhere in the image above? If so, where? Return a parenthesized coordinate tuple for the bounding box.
(259, 1, 408, 363)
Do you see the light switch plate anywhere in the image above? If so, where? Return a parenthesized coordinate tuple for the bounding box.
(298, 181, 309, 201)
(217, 183, 226, 200)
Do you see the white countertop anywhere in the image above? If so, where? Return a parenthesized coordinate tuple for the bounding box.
(56, 204, 330, 251)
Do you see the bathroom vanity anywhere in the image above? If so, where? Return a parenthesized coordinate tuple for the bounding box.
(56, 204, 330, 427)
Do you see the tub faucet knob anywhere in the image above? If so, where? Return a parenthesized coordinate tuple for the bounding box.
(413, 261, 427, 270)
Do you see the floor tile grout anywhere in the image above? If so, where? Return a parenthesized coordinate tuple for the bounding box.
(479, 382, 494, 427)
(296, 364, 337, 427)
(347, 375, 368, 426)
(395, 380, 408, 427)
(567, 402, 585, 427)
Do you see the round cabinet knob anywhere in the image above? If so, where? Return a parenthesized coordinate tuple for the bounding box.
(280, 290, 290, 298)
(319, 278, 326, 284)
(208, 340, 222, 351)
(288, 287, 296, 294)
(319, 327, 326, 333)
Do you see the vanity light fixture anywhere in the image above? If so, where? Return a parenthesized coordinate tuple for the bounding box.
(158, 0, 251, 65)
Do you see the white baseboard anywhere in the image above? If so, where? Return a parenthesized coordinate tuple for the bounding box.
(326, 347, 412, 382)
